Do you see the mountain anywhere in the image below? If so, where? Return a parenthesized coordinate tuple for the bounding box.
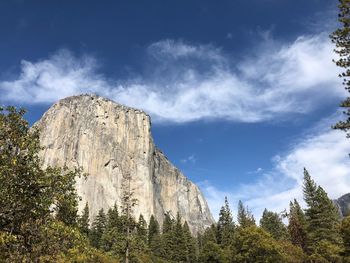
(334, 193, 350, 218)
(34, 94, 214, 233)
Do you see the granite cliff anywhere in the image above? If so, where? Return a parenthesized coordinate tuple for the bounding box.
(334, 193, 350, 218)
(34, 94, 214, 233)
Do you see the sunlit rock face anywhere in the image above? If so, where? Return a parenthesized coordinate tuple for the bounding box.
(35, 94, 214, 233)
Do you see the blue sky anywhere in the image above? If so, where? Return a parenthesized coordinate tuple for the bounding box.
(0, 0, 349, 220)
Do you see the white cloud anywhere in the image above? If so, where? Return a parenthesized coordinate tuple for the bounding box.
(0, 33, 345, 124)
(199, 116, 350, 221)
(181, 154, 197, 164)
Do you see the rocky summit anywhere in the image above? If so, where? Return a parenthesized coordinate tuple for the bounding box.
(34, 94, 214, 233)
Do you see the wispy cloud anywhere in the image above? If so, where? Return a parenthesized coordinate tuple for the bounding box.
(0, 33, 344, 124)
(199, 115, 350, 221)
(199, 116, 350, 222)
(180, 154, 197, 164)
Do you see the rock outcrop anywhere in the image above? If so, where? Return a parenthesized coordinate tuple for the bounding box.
(334, 193, 350, 218)
(35, 94, 214, 233)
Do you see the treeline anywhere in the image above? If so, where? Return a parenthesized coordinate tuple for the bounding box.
(1, 107, 350, 262)
(195, 168, 349, 263)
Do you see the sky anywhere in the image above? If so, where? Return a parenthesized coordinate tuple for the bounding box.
(0, 0, 349, 221)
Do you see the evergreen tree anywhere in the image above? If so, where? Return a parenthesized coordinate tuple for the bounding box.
(288, 199, 307, 250)
(237, 200, 255, 228)
(260, 208, 288, 240)
(183, 221, 197, 263)
(331, 0, 350, 138)
(216, 197, 235, 247)
(78, 202, 90, 236)
(120, 166, 138, 263)
(148, 215, 160, 245)
(199, 241, 224, 263)
(160, 212, 175, 260)
(106, 203, 120, 230)
(303, 168, 341, 252)
(172, 213, 187, 262)
(341, 215, 350, 260)
(136, 214, 147, 243)
(148, 215, 163, 257)
(90, 208, 107, 248)
(162, 212, 174, 234)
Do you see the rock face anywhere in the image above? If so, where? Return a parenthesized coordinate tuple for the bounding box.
(334, 193, 350, 218)
(35, 94, 214, 233)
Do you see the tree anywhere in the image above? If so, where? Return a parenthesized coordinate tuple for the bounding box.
(148, 215, 159, 245)
(183, 221, 197, 263)
(106, 203, 120, 230)
(331, 0, 350, 138)
(217, 197, 235, 247)
(303, 168, 341, 252)
(341, 215, 350, 260)
(199, 241, 225, 263)
(90, 208, 107, 248)
(172, 213, 187, 262)
(260, 208, 288, 240)
(233, 226, 284, 263)
(0, 106, 83, 257)
(137, 214, 147, 243)
(287, 199, 307, 250)
(237, 200, 255, 228)
(78, 202, 90, 236)
(120, 165, 138, 263)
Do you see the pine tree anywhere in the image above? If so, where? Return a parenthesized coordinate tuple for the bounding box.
(183, 221, 197, 263)
(78, 202, 90, 236)
(287, 199, 307, 250)
(331, 0, 350, 138)
(162, 212, 174, 234)
(148, 215, 159, 245)
(160, 212, 175, 261)
(136, 214, 147, 243)
(260, 208, 288, 240)
(341, 215, 350, 259)
(172, 213, 187, 262)
(90, 208, 107, 248)
(216, 197, 235, 247)
(106, 203, 120, 230)
(237, 200, 255, 228)
(120, 167, 138, 263)
(303, 168, 341, 252)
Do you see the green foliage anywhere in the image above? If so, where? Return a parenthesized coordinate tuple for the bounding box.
(288, 199, 308, 250)
(233, 226, 284, 263)
(148, 215, 159, 245)
(331, 0, 350, 138)
(137, 214, 148, 243)
(234, 226, 283, 263)
(341, 215, 350, 258)
(90, 209, 107, 248)
(78, 202, 90, 236)
(279, 240, 306, 263)
(217, 197, 235, 247)
(260, 208, 288, 240)
(199, 241, 225, 263)
(303, 168, 342, 252)
(237, 200, 255, 229)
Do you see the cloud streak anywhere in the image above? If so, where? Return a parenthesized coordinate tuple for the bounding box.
(0, 33, 344, 123)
